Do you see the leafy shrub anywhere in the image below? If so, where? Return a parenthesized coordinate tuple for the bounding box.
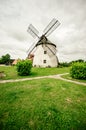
(58, 59, 85, 68)
(70, 59, 85, 66)
(58, 62, 70, 68)
(70, 62, 86, 79)
(16, 60, 32, 76)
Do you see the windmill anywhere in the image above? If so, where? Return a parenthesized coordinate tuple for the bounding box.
(27, 18, 60, 67)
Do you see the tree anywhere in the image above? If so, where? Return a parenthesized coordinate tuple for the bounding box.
(0, 54, 11, 65)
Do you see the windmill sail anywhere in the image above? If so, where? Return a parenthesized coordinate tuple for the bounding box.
(27, 24, 39, 38)
(27, 42, 37, 56)
(43, 18, 60, 37)
(45, 44, 56, 55)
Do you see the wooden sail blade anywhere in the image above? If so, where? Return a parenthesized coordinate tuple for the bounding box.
(27, 24, 39, 38)
(43, 18, 60, 37)
(27, 41, 37, 56)
(45, 44, 56, 55)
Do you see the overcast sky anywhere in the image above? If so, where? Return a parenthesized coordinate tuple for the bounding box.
(0, 0, 86, 62)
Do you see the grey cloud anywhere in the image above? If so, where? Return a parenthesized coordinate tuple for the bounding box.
(8, 31, 28, 42)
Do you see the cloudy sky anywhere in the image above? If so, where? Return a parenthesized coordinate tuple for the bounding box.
(0, 0, 86, 62)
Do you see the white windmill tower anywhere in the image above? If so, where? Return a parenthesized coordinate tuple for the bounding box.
(27, 18, 60, 67)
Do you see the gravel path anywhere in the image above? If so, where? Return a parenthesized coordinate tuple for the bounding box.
(0, 73, 86, 86)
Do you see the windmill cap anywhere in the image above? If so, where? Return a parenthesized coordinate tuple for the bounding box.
(36, 35, 56, 47)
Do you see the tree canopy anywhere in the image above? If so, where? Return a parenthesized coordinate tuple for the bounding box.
(0, 54, 11, 65)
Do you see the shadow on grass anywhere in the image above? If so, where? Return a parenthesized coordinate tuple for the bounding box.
(30, 72, 38, 76)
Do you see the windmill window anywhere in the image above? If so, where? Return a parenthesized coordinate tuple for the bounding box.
(44, 51, 47, 54)
(43, 60, 46, 63)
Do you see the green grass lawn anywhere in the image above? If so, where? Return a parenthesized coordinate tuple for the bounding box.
(0, 66, 70, 80)
(0, 78, 86, 130)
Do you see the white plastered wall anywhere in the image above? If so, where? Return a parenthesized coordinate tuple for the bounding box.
(33, 44, 58, 67)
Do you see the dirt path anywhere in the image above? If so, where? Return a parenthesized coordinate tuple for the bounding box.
(50, 73, 86, 86)
(0, 73, 86, 86)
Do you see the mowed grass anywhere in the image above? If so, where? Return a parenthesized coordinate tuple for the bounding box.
(0, 66, 70, 80)
(62, 74, 86, 83)
(0, 78, 86, 130)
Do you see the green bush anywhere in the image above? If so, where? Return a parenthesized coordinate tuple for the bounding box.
(58, 62, 70, 68)
(70, 62, 86, 79)
(16, 60, 32, 76)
